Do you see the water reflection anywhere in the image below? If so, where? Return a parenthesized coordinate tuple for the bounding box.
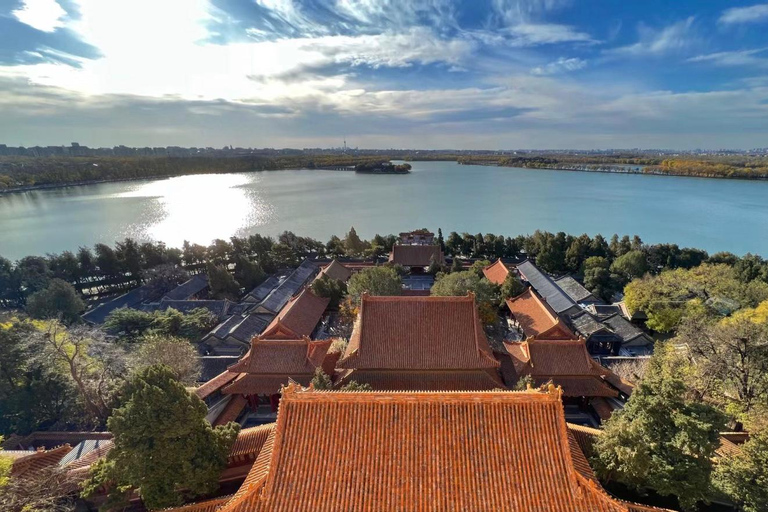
(114, 174, 275, 247)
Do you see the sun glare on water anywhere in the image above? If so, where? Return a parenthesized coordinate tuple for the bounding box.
(114, 173, 273, 247)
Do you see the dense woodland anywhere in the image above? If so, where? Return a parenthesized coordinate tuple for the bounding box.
(2, 228, 768, 511)
(3, 152, 768, 191)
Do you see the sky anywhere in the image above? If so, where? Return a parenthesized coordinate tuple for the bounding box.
(1, 0, 767, 149)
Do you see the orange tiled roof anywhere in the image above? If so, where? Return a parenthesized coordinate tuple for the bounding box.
(213, 395, 249, 426)
(506, 288, 576, 339)
(261, 287, 329, 339)
(335, 368, 505, 390)
(10, 444, 71, 479)
(388, 244, 444, 267)
(222, 336, 331, 396)
(595, 360, 636, 395)
(217, 385, 639, 512)
(162, 495, 233, 512)
(505, 339, 618, 398)
(229, 423, 275, 465)
(340, 295, 499, 374)
(591, 396, 617, 421)
(318, 259, 352, 282)
(482, 258, 510, 285)
(567, 423, 601, 458)
(195, 370, 238, 400)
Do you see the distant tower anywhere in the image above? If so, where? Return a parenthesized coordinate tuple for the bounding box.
(343, 137, 347, 153)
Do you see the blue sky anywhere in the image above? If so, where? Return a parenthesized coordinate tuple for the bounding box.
(1, 0, 767, 149)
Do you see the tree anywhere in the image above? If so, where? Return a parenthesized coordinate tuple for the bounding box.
(38, 323, 127, 425)
(234, 257, 265, 291)
(104, 308, 156, 339)
(131, 336, 201, 386)
(347, 266, 402, 303)
(344, 226, 366, 257)
(610, 250, 649, 283)
(82, 365, 239, 510)
(499, 274, 525, 302)
(115, 238, 143, 284)
(450, 257, 463, 273)
(325, 236, 346, 258)
(104, 307, 217, 342)
(445, 231, 463, 256)
(25, 278, 85, 324)
(593, 344, 727, 511)
(142, 264, 189, 297)
(675, 314, 768, 416)
(310, 275, 347, 309)
(206, 263, 240, 300)
(426, 255, 444, 276)
(624, 264, 768, 333)
(430, 271, 499, 325)
(436, 228, 445, 251)
(269, 243, 298, 268)
(341, 381, 372, 391)
(310, 368, 333, 390)
(0, 460, 76, 512)
(713, 430, 768, 512)
(583, 256, 619, 302)
(0, 320, 77, 436)
(468, 259, 491, 278)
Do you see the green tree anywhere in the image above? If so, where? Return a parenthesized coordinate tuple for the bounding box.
(583, 256, 618, 302)
(593, 344, 727, 511)
(450, 257, 463, 273)
(344, 226, 366, 257)
(445, 231, 463, 256)
(269, 243, 298, 268)
(347, 266, 402, 303)
(104, 308, 155, 339)
(310, 368, 332, 390)
(499, 274, 525, 302)
(0, 437, 10, 489)
(610, 250, 649, 282)
(25, 278, 85, 324)
(234, 257, 265, 291)
(206, 263, 240, 300)
(82, 365, 239, 510)
(468, 259, 492, 278)
(431, 271, 498, 304)
(310, 275, 347, 309)
(713, 430, 768, 512)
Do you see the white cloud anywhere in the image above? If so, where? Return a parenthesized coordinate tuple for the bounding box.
(606, 17, 696, 57)
(689, 48, 768, 68)
(531, 57, 586, 75)
(719, 3, 768, 25)
(507, 23, 594, 46)
(12, 0, 67, 32)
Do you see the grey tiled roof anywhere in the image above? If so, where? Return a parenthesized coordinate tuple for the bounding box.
(602, 314, 651, 345)
(81, 284, 158, 324)
(516, 261, 576, 314)
(243, 275, 281, 303)
(162, 273, 209, 300)
(58, 439, 110, 466)
(199, 356, 240, 382)
(153, 299, 231, 319)
(587, 304, 623, 319)
(554, 276, 601, 304)
(256, 259, 319, 314)
(567, 311, 609, 337)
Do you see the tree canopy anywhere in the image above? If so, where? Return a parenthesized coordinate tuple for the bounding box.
(83, 365, 239, 510)
(347, 266, 402, 303)
(713, 430, 768, 512)
(25, 278, 85, 324)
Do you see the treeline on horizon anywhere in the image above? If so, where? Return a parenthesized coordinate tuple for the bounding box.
(457, 153, 768, 180)
(4, 151, 768, 190)
(3, 227, 768, 310)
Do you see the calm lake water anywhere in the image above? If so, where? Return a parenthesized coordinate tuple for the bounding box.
(1, 161, 768, 260)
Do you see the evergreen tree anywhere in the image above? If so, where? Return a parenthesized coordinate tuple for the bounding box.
(234, 256, 265, 291)
(25, 278, 85, 324)
(713, 430, 768, 512)
(83, 365, 239, 510)
(310, 368, 333, 390)
(593, 344, 727, 511)
(347, 266, 402, 303)
(206, 263, 241, 300)
(450, 257, 463, 273)
(344, 226, 366, 257)
(436, 228, 445, 251)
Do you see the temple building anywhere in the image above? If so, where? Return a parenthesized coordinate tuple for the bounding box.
(259, 287, 329, 340)
(169, 385, 671, 512)
(482, 258, 511, 285)
(398, 229, 435, 245)
(336, 294, 504, 390)
(505, 288, 577, 340)
(388, 244, 444, 268)
(316, 259, 352, 282)
(197, 335, 337, 426)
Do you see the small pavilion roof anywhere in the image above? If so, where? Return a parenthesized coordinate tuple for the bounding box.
(214, 385, 646, 512)
(388, 244, 444, 267)
(505, 338, 618, 398)
(261, 287, 329, 339)
(318, 259, 352, 282)
(506, 288, 576, 340)
(482, 258, 511, 285)
(221, 336, 331, 396)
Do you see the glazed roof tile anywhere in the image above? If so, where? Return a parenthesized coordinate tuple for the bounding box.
(516, 260, 577, 314)
(340, 295, 499, 372)
(482, 258, 510, 285)
(506, 288, 576, 339)
(319, 259, 352, 282)
(261, 288, 329, 339)
(554, 275, 601, 303)
(217, 387, 635, 512)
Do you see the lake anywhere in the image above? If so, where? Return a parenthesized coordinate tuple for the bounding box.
(1, 161, 767, 260)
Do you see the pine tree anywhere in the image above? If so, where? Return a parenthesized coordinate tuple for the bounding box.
(82, 365, 239, 510)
